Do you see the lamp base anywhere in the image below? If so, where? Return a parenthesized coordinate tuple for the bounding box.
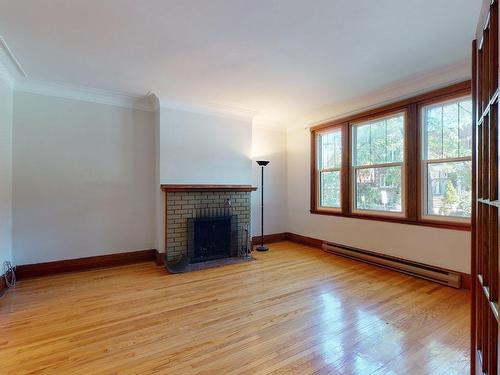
(255, 245, 269, 252)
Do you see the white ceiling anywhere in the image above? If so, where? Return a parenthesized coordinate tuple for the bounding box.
(0, 0, 483, 127)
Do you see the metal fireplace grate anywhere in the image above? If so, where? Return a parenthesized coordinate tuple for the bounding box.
(187, 210, 239, 263)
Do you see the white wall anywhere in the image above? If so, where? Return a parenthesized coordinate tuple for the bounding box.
(154, 101, 165, 253)
(159, 107, 252, 184)
(0, 76, 13, 267)
(155, 106, 255, 252)
(286, 127, 471, 274)
(157, 108, 289, 239)
(12, 92, 156, 265)
(251, 125, 287, 237)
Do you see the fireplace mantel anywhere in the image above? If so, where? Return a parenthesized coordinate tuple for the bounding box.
(161, 184, 258, 192)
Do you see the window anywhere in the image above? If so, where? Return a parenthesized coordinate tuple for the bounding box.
(352, 113, 405, 214)
(421, 97, 472, 221)
(317, 127, 342, 209)
(310, 81, 472, 230)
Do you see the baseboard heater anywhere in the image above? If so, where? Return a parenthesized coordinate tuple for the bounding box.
(321, 242, 461, 288)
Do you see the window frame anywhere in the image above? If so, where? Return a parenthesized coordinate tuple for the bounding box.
(418, 94, 473, 225)
(351, 111, 407, 218)
(316, 125, 343, 212)
(310, 81, 471, 231)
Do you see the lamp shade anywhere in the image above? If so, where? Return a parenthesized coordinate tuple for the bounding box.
(256, 160, 270, 166)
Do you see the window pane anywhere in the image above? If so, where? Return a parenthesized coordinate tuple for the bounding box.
(386, 115, 404, 163)
(458, 100, 472, 157)
(371, 120, 386, 164)
(320, 171, 341, 208)
(421, 97, 472, 221)
(355, 166, 402, 212)
(423, 98, 472, 160)
(355, 124, 371, 166)
(426, 161, 472, 218)
(319, 130, 341, 169)
(354, 113, 404, 166)
(425, 106, 443, 160)
(442, 102, 459, 158)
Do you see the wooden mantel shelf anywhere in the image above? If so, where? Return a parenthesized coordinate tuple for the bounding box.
(161, 184, 258, 192)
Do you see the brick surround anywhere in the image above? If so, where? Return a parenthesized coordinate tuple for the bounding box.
(165, 191, 251, 261)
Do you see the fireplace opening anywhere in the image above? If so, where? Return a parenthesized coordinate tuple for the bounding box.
(187, 208, 238, 263)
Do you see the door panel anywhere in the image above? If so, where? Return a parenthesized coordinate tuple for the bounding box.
(473, 2, 499, 374)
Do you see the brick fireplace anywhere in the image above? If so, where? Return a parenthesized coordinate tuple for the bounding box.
(161, 185, 257, 264)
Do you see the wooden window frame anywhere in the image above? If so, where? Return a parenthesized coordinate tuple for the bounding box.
(418, 94, 473, 226)
(350, 110, 407, 218)
(310, 81, 471, 231)
(315, 125, 343, 212)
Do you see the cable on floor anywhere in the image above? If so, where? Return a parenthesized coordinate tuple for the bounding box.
(3, 260, 16, 290)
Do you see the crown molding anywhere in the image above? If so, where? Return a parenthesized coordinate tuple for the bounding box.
(291, 59, 471, 130)
(158, 96, 258, 122)
(13, 77, 256, 118)
(0, 33, 471, 128)
(0, 36, 156, 112)
(0, 35, 253, 117)
(15, 78, 157, 111)
(0, 36, 27, 88)
(147, 91, 160, 111)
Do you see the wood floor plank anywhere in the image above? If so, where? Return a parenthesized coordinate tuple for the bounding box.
(0, 241, 469, 374)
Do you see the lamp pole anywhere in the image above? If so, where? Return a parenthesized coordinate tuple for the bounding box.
(256, 160, 269, 251)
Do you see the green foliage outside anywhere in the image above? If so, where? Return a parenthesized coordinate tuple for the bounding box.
(354, 115, 403, 212)
(441, 181, 459, 215)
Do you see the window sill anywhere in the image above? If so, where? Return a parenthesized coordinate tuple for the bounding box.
(310, 209, 471, 231)
(351, 208, 405, 218)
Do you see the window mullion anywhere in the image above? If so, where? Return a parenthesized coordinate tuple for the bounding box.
(354, 161, 403, 169)
(385, 119, 388, 163)
(319, 167, 341, 173)
(369, 123, 372, 165)
(457, 101, 461, 157)
(441, 105, 444, 158)
(426, 156, 472, 164)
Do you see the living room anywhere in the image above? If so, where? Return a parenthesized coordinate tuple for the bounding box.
(0, 1, 492, 374)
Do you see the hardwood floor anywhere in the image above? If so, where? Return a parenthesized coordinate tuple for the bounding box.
(0, 241, 470, 374)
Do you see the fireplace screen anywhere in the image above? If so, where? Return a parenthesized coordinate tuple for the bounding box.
(187, 208, 238, 263)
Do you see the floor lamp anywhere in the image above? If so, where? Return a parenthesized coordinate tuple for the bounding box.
(256, 160, 270, 251)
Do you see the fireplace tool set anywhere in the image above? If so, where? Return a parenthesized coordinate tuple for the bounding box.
(239, 224, 252, 259)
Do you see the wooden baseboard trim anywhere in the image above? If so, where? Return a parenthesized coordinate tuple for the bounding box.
(155, 250, 165, 266)
(16, 249, 156, 280)
(252, 233, 288, 245)
(284, 232, 323, 248)
(11, 233, 471, 290)
(284, 232, 471, 290)
(0, 274, 6, 297)
(461, 273, 471, 290)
